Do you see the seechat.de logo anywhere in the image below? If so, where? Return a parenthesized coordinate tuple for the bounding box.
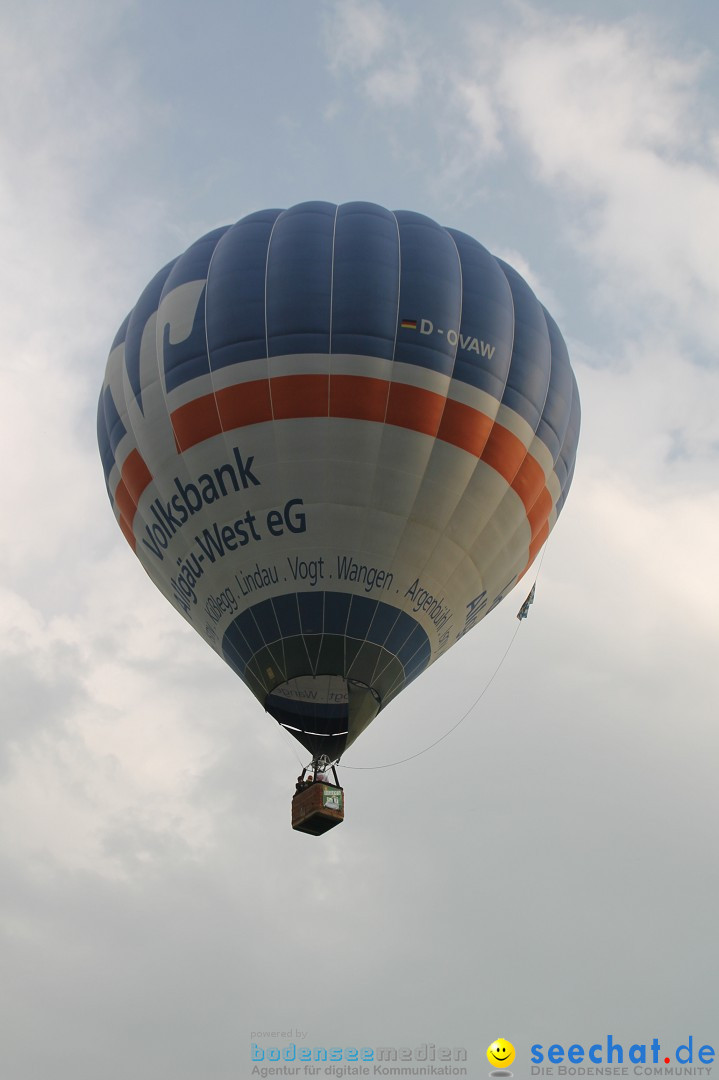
(530, 1036, 716, 1074)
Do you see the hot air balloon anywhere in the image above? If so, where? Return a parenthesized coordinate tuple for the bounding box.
(98, 201, 580, 834)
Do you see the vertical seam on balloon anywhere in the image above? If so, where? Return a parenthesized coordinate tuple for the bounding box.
(155, 235, 232, 635)
(309, 592, 324, 678)
(366, 607, 405, 690)
(371, 615, 428, 690)
(364, 600, 407, 690)
(264, 211, 282, 423)
(202, 227, 245, 540)
(328, 203, 339, 360)
(268, 596, 289, 679)
(350, 584, 383, 680)
(263, 610, 289, 683)
(109, 308, 169, 562)
(322, 206, 340, 682)
(105, 387, 140, 545)
(340, 582, 354, 681)
(222, 624, 254, 684)
(387, 208, 402, 403)
(247, 605, 285, 691)
(381, 633, 430, 702)
(432, 252, 519, 627)
(344, 598, 381, 683)
(202, 221, 287, 672)
(377, 225, 464, 673)
(472, 268, 555, 589)
(293, 592, 315, 677)
(353, 211, 402, 585)
(318, 593, 327, 678)
(204, 228, 227, 436)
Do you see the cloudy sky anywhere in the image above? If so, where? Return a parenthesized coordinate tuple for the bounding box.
(1, 1, 718, 1078)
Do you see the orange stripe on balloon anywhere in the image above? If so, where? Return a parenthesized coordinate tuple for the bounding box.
(527, 519, 550, 564)
(119, 513, 136, 550)
(172, 394, 222, 450)
(272, 374, 329, 419)
(438, 398, 493, 457)
(527, 487, 553, 542)
(113, 479, 134, 526)
(512, 453, 548, 517)
(167, 374, 558, 553)
(480, 424, 527, 487)
(122, 448, 153, 504)
(112, 449, 153, 544)
(217, 380, 272, 429)
(330, 374, 388, 422)
(385, 382, 445, 436)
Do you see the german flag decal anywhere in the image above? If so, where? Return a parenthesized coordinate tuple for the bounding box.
(400, 318, 417, 329)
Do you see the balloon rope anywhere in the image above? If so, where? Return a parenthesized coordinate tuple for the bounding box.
(340, 620, 521, 770)
(341, 545, 549, 771)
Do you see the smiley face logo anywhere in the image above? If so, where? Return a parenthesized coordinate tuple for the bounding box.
(487, 1039, 516, 1069)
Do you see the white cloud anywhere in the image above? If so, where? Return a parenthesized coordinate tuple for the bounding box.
(324, 0, 427, 107)
(490, 20, 719, 345)
(453, 80, 503, 158)
(325, 3, 719, 351)
(365, 58, 421, 107)
(324, 0, 394, 73)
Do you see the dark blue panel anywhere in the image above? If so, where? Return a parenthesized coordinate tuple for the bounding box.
(346, 596, 379, 640)
(445, 229, 514, 398)
(396, 623, 430, 669)
(266, 201, 336, 357)
(251, 598, 282, 644)
(393, 211, 462, 375)
(403, 648, 431, 686)
(220, 593, 432, 708)
(161, 228, 229, 393)
(496, 259, 552, 433)
(366, 604, 402, 646)
(383, 611, 420, 659)
(330, 202, 399, 360)
(222, 622, 253, 674)
(235, 609, 264, 655)
(535, 306, 574, 464)
(399, 652, 427, 686)
(102, 386, 126, 456)
(97, 393, 114, 487)
(554, 374, 581, 515)
(162, 290, 209, 393)
(124, 260, 176, 414)
(111, 312, 131, 352)
(298, 591, 324, 635)
(271, 593, 301, 637)
(163, 226, 228, 289)
(265, 695, 347, 722)
(206, 209, 282, 369)
(323, 592, 351, 635)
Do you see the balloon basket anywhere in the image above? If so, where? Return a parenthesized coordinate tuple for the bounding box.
(292, 782, 344, 835)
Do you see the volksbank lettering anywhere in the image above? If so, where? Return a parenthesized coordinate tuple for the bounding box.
(141, 446, 260, 558)
(169, 502, 306, 613)
(251, 1043, 467, 1063)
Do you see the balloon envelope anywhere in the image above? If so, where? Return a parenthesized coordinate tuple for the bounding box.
(98, 201, 580, 761)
